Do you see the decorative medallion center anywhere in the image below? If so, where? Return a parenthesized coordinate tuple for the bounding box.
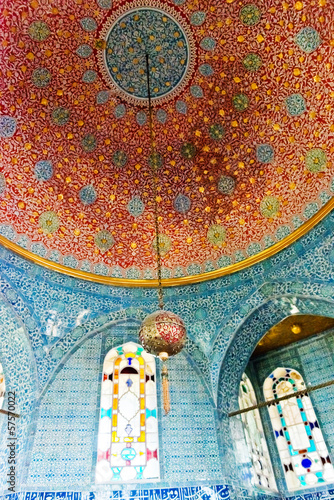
(98, 3, 195, 105)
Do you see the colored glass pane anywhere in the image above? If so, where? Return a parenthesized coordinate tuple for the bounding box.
(96, 342, 159, 483)
(264, 367, 334, 491)
(238, 373, 277, 491)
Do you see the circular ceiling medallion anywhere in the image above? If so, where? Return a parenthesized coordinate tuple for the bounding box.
(97, 2, 196, 105)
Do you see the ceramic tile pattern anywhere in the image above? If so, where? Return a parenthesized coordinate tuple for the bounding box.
(248, 328, 334, 495)
(0, 210, 334, 498)
(1, 1, 334, 278)
(26, 336, 220, 488)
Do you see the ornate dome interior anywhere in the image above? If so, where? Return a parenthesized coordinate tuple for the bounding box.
(0, 0, 333, 283)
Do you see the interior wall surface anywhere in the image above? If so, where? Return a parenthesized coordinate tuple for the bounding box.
(26, 325, 221, 489)
(247, 327, 334, 496)
(0, 211, 334, 500)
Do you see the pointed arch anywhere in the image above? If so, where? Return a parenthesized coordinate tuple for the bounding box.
(95, 341, 159, 483)
(239, 373, 277, 490)
(264, 367, 334, 491)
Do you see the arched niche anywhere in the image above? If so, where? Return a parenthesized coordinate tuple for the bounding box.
(215, 295, 334, 486)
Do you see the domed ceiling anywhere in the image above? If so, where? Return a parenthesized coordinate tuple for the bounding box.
(0, 0, 333, 283)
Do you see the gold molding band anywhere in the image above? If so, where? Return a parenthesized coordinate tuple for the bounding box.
(0, 197, 333, 288)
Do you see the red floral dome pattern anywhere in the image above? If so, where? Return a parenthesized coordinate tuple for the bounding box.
(0, 0, 333, 280)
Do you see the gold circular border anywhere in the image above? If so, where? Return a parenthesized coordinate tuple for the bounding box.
(0, 197, 332, 288)
(96, 0, 196, 107)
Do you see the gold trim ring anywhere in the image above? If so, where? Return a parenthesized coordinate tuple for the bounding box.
(0, 198, 332, 288)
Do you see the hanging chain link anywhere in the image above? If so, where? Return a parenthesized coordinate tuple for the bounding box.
(146, 53, 164, 310)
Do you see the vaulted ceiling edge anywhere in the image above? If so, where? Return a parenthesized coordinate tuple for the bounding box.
(1, 0, 333, 283)
(0, 196, 332, 287)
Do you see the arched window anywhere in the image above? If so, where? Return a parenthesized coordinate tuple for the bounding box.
(264, 367, 334, 491)
(95, 342, 159, 483)
(0, 362, 5, 409)
(239, 373, 277, 490)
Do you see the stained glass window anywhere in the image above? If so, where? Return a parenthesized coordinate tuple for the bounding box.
(239, 373, 277, 490)
(95, 342, 159, 483)
(0, 362, 5, 409)
(264, 367, 334, 491)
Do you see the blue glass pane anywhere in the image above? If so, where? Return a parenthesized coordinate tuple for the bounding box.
(301, 458, 312, 468)
(289, 445, 299, 456)
(308, 440, 316, 452)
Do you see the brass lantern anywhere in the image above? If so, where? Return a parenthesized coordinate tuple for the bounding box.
(139, 310, 187, 414)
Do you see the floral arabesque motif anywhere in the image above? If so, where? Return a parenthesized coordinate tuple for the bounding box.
(0, 115, 16, 138)
(207, 224, 226, 247)
(28, 20, 50, 41)
(104, 8, 189, 101)
(218, 176, 235, 195)
(209, 124, 225, 141)
(232, 93, 249, 112)
(285, 93, 306, 116)
(243, 53, 262, 72)
(34, 160, 53, 181)
(152, 234, 172, 256)
(305, 149, 327, 173)
(239, 4, 261, 26)
(113, 150, 128, 168)
(79, 185, 97, 205)
(32, 68, 52, 88)
(51, 108, 70, 126)
(94, 230, 114, 253)
(256, 144, 275, 164)
(260, 196, 280, 218)
(39, 211, 60, 234)
(127, 196, 144, 217)
(295, 27, 322, 53)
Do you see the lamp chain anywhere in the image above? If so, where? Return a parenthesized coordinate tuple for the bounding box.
(145, 53, 164, 310)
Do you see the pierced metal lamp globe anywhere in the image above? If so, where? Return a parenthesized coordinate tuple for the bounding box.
(139, 310, 187, 414)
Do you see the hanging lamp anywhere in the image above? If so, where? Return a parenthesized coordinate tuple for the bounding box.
(139, 54, 187, 415)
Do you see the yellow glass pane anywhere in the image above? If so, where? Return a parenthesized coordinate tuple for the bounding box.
(112, 431, 120, 443)
(138, 430, 146, 442)
(125, 352, 135, 358)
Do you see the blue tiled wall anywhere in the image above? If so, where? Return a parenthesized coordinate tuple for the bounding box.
(248, 328, 334, 495)
(26, 329, 220, 489)
(27, 334, 103, 488)
(1, 211, 334, 497)
(1, 485, 282, 500)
